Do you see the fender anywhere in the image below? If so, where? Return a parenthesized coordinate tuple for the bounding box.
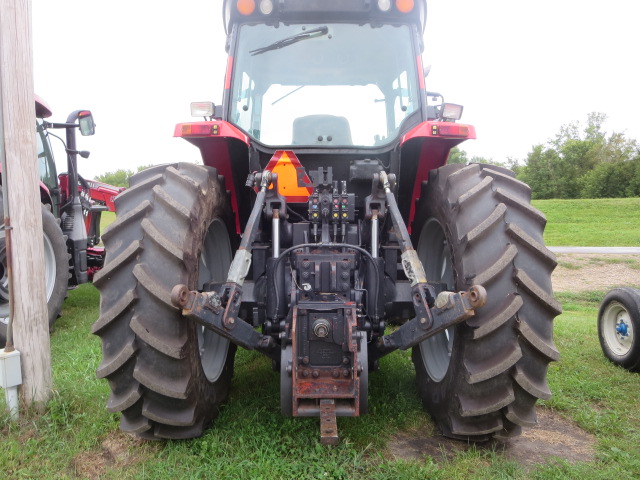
(175, 121, 250, 234)
(400, 121, 477, 232)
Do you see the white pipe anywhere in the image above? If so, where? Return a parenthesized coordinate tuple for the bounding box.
(5, 385, 18, 420)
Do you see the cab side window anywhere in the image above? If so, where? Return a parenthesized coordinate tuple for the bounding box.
(36, 121, 57, 191)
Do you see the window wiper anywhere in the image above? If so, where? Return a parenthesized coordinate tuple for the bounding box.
(250, 26, 329, 56)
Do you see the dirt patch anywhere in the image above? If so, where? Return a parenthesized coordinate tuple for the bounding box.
(72, 431, 150, 479)
(501, 409, 596, 466)
(389, 254, 626, 468)
(389, 408, 596, 467)
(552, 254, 640, 292)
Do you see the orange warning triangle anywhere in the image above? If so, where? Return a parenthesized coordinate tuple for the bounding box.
(265, 150, 313, 202)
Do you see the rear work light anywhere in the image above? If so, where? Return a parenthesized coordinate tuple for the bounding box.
(190, 102, 215, 118)
(442, 103, 464, 122)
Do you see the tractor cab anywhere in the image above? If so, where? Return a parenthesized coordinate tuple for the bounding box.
(222, 0, 438, 148)
(178, 0, 473, 234)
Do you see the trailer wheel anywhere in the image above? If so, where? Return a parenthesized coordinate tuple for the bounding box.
(598, 288, 640, 371)
(0, 199, 69, 347)
(93, 163, 237, 439)
(411, 163, 561, 440)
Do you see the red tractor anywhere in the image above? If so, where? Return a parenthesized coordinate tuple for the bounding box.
(94, 0, 560, 444)
(0, 96, 123, 347)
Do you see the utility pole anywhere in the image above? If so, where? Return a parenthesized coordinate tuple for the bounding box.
(0, 0, 52, 409)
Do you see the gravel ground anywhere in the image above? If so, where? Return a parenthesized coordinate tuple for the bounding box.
(552, 254, 640, 293)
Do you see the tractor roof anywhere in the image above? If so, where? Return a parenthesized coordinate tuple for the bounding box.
(223, 0, 426, 34)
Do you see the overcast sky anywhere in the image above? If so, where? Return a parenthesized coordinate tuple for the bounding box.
(31, 0, 640, 180)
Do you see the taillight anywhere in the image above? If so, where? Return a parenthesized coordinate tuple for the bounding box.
(433, 124, 469, 138)
(181, 124, 218, 136)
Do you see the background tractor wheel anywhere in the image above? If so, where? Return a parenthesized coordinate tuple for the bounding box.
(93, 163, 237, 439)
(598, 288, 640, 371)
(0, 198, 69, 347)
(411, 163, 561, 441)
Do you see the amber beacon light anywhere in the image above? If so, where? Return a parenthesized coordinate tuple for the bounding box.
(395, 0, 415, 13)
(236, 0, 255, 15)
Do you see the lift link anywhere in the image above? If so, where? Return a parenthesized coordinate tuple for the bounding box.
(170, 170, 280, 359)
(378, 171, 427, 286)
(369, 172, 488, 360)
(227, 170, 273, 286)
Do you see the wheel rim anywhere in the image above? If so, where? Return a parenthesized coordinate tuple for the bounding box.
(280, 345, 293, 416)
(197, 218, 232, 382)
(417, 218, 455, 382)
(0, 229, 57, 324)
(43, 232, 57, 299)
(358, 332, 368, 415)
(602, 301, 634, 356)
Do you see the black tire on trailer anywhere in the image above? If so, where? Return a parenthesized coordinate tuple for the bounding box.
(411, 163, 562, 441)
(92, 163, 237, 439)
(0, 198, 69, 347)
(598, 288, 640, 371)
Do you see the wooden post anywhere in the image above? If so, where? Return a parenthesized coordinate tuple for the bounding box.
(0, 0, 52, 408)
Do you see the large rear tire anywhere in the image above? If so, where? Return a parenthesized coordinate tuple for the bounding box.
(598, 288, 640, 371)
(93, 163, 236, 439)
(0, 199, 68, 347)
(411, 163, 561, 440)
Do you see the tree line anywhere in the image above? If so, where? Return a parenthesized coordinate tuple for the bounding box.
(95, 164, 155, 187)
(451, 112, 640, 200)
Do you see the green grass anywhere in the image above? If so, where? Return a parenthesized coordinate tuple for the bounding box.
(533, 197, 640, 246)
(2, 198, 638, 477)
(1, 286, 639, 479)
(102, 198, 639, 248)
(100, 211, 115, 238)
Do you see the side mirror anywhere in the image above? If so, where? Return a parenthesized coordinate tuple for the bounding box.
(78, 111, 95, 136)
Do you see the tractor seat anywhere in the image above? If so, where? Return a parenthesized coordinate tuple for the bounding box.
(292, 115, 353, 146)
